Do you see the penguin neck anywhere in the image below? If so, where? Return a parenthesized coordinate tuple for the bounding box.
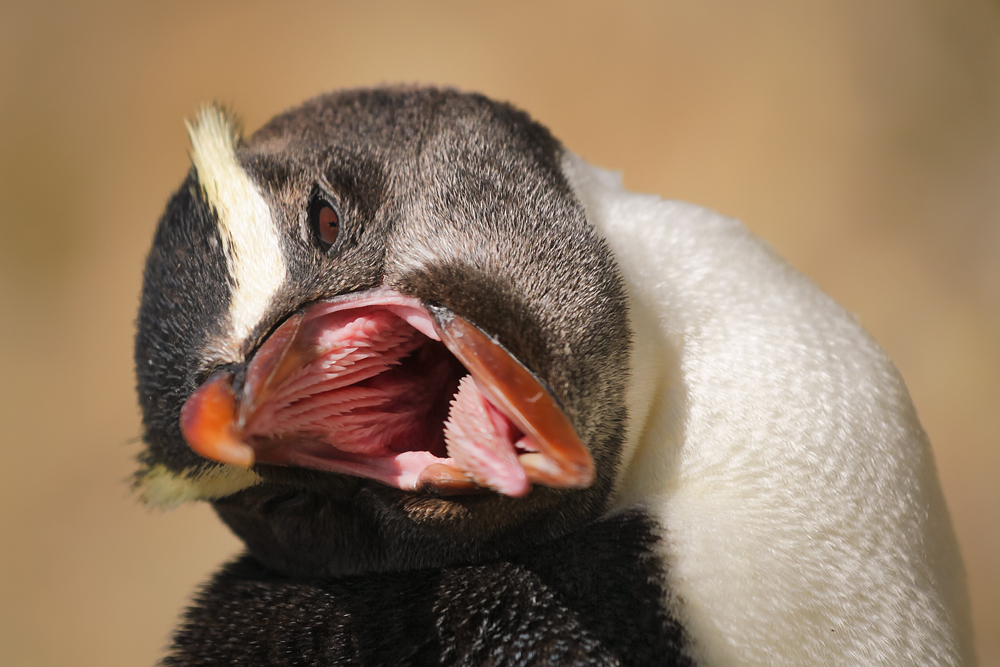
(611, 294, 677, 508)
(560, 153, 675, 508)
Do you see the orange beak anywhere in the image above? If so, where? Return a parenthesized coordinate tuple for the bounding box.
(179, 296, 594, 496)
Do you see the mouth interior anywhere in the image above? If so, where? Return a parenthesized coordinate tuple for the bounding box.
(242, 306, 533, 496)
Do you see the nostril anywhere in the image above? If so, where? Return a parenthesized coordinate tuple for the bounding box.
(193, 361, 243, 389)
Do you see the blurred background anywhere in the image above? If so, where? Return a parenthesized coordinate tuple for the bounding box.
(1, 1, 998, 665)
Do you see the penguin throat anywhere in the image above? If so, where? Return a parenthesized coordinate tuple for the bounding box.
(240, 304, 533, 496)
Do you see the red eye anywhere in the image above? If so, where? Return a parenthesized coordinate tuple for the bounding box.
(318, 205, 339, 245)
(310, 197, 342, 250)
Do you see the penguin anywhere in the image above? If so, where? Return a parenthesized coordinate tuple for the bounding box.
(134, 87, 974, 666)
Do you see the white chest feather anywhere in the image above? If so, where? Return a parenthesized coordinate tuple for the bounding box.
(562, 155, 975, 666)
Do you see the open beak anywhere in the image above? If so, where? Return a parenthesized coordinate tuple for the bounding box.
(179, 289, 594, 497)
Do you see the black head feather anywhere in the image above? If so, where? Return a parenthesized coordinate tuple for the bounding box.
(135, 87, 631, 575)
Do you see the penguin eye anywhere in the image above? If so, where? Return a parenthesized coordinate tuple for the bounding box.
(309, 198, 341, 250)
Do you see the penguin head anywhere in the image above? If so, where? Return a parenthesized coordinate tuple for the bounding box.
(134, 87, 630, 576)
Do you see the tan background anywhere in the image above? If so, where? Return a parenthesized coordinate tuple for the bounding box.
(1, 1, 998, 665)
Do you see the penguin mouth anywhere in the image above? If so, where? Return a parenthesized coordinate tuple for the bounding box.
(179, 289, 594, 497)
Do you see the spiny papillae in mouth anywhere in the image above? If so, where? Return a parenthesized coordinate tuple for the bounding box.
(181, 290, 592, 497)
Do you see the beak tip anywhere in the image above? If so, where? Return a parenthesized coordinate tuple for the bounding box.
(223, 441, 256, 468)
(180, 370, 255, 468)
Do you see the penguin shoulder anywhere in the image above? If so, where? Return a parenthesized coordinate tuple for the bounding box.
(561, 154, 975, 666)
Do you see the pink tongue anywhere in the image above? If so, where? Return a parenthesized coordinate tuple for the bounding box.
(443, 375, 531, 497)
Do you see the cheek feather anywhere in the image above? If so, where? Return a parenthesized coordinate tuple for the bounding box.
(187, 106, 287, 363)
(134, 462, 262, 509)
